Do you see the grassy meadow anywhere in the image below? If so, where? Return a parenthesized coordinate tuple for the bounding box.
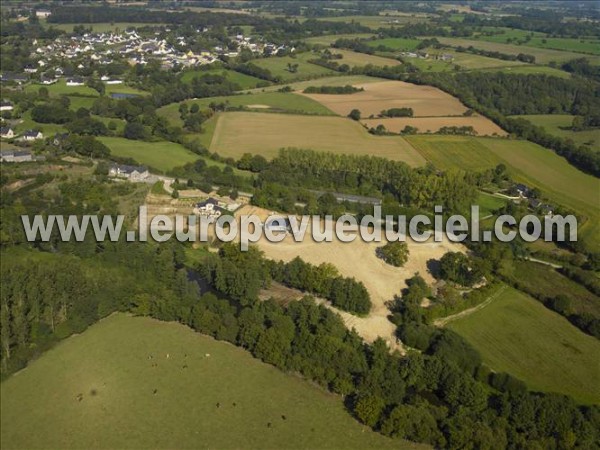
(304, 33, 375, 46)
(366, 37, 422, 51)
(98, 137, 199, 172)
(448, 287, 600, 405)
(157, 91, 335, 127)
(329, 49, 401, 68)
(1, 314, 414, 450)
(209, 111, 425, 165)
(251, 53, 337, 81)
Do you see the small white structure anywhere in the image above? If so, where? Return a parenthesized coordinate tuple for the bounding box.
(0, 127, 15, 139)
(66, 77, 84, 86)
(1, 149, 32, 162)
(109, 164, 149, 181)
(193, 198, 224, 218)
(0, 101, 14, 111)
(35, 10, 52, 19)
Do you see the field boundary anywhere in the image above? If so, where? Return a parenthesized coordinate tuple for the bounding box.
(434, 284, 507, 327)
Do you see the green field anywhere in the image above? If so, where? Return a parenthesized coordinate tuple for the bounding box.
(329, 49, 401, 68)
(251, 53, 337, 81)
(250, 75, 381, 93)
(366, 37, 423, 51)
(25, 80, 99, 97)
(407, 135, 600, 249)
(510, 114, 600, 150)
(436, 37, 600, 65)
(0, 314, 415, 449)
(448, 287, 600, 404)
(13, 110, 68, 136)
(98, 137, 199, 172)
(312, 15, 428, 29)
(46, 22, 165, 33)
(500, 260, 600, 318)
(478, 64, 571, 78)
(474, 28, 600, 56)
(209, 111, 425, 165)
(180, 68, 267, 90)
(157, 92, 335, 127)
(476, 192, 507, 217)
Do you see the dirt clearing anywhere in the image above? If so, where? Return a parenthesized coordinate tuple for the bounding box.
(362, 116, 508, 136)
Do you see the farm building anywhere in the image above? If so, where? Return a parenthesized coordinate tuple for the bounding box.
(1, 149, 33, 162)
(0, 100, 14, 111)
(109, 164, 149, 181)
(194, 198, 227, 218)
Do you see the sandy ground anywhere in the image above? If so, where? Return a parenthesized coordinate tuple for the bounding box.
(301, 80, 469, 117)
(237, 205, 466, 352)
(362, 116, 508, 136)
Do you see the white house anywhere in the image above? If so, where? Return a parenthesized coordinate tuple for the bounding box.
(66, 77, 85, 86)
(35, 10, 51, 19)
(0, 101, 14, 112)
(22, 130, 43, 141)
(193, 198, 224, 218)
(0, 127, 15, 139)
(109, 164, 149, 181)
(1, 149, 32, 162)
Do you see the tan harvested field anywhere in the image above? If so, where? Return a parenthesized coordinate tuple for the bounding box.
(329, 49, 402, 67)
(209, 112, 426, 166)
(362, 116, 507, 136)
(302, 80, 468, 117)
(236, 205, 465, 351)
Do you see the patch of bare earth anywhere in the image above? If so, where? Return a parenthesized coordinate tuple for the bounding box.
(236, 205, 466, 352)
(362, 116, 508, 136)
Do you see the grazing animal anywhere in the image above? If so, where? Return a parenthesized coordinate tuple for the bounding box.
(153, 389, 158, 395)
(232, 402, 237, 407)
(267, 422, 272, 428)
(76, 393, 83, 402)
(182, 364, 188, 369)
(216, 402, 220, 408)
(281, 415, 286, 420)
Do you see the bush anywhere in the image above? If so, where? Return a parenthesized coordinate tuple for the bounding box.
(378, 242, 409, 267)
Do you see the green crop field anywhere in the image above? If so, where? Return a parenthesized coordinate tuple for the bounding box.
(251, 53, 337, 81)
(25, 80, 99, 97)
(329, 49, 401, 67)
(500, 260, 600, 318)
(448, 287, 600, 404)
(157, 92, 334, 127)
(98, 137, 199, 172)
(366, 37, 423, 51)
(180, 68, 267, 90)
(407, 135, 600, 249)
(436, 37, 600, 64)
(0, 314, 416, 450)
(474, 28, 600, 55)
(509, 114, 600, 151)
(209, 111, 425, 165)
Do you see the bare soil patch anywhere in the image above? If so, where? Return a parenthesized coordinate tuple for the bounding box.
(362, 116, 507, 136)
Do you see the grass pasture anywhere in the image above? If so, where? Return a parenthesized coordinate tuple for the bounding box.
(98, 137, 199, 172)
(209, 112, 425, 166)
(448, 287, 600, 404)
(157, 92, 334, 127)
(329, 49, 401, 68)
(304, 33, 375, 46)
(251, 53, 337, 81)
(302, 80, 468, 117)
(366, 37, 423, 51)
(313, 15, 428, 29)
(478, 64, 571, 78)
(0, 314, 412, 450)
(25, 80, 99, 97)
(510, 114, 600, 151)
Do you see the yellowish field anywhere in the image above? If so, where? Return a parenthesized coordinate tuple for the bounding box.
(302, 80, 468, 117)
(329, 49, 401, 67)
(209, 112, 425, 166)
(237, 205, 465, 351)
(362, 116, 507, 136)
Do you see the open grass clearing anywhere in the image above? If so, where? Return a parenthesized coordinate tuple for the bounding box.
(328, 48, 402, 68)
(366, 37, 423, 51)
(251, 53, 337, 81)
(45, 22, 165, 33)
(302, 80, 469, 117)
(304, 33, 375, 46)
(362, 115, 507, 137)
(0, 313, 415, 450)
(98, 137, 199, 172)
(209, 111, 425, 166)
(25, 80, 99, 97)
(448, 286, 600, 404)
(157, 91, 334, 128)
(312, 15, 428, 29)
